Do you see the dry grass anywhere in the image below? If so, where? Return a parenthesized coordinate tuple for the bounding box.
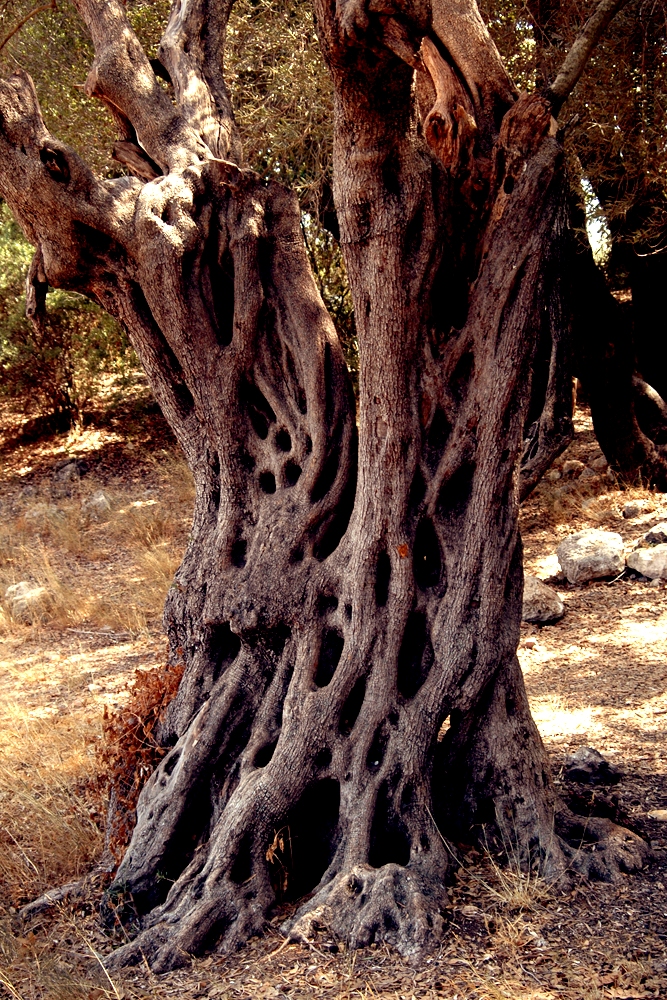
(0, 465, 192, 638)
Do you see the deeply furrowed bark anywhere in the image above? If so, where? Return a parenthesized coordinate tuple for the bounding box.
(1, 0, 650, 972)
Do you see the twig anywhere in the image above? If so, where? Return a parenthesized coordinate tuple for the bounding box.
(0, 970, 23, 1000)
(0, 0, 56, 55)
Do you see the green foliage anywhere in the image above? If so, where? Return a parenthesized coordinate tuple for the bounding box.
(227, 0, 332, 205)
(0, 204, 136, 425)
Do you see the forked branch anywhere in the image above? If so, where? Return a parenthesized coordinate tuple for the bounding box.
(72, 0, 210, 171)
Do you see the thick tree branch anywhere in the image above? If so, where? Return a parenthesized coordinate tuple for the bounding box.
(429, 0, 516, 148)
(0, 71, 139, 253)
(548, 0, 631, 112)
(158, 0, 242, 162)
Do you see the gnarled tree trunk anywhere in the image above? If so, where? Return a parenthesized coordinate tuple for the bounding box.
(0, 0, 650, 972)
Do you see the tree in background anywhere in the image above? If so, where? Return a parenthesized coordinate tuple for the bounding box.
(0, 0, 654, 971)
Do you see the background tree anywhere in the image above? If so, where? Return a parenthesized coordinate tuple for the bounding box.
(0, 0, 652, 972)
(484, 0, 667, 484)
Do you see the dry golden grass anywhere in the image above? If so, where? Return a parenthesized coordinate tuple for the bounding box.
(0, 468, 192, 637)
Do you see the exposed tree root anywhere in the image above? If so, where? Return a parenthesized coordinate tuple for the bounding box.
(284, 863, 448, 957)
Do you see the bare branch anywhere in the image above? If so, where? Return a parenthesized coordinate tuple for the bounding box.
(548, 0, 631, 112)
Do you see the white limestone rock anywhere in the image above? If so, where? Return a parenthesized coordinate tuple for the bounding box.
(522, 576, 565, 623)
(5, 581, 48, 622)
(556, 529, 624, 584)
(627, 543, 667, 580)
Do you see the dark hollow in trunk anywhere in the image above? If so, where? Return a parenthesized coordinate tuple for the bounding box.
(0, 0, 650, 972)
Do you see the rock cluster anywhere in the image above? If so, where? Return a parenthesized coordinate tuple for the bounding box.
(521, 512, 667, 625)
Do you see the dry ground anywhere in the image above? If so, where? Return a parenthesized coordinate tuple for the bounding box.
(0, 401, 665, 1000)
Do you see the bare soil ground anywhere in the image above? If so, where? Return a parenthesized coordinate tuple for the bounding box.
(0, 401, 665, 1000)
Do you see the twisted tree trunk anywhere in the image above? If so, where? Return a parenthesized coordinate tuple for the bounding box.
(0, 0, 649, 972)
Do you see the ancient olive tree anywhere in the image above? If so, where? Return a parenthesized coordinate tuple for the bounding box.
(0, 0, 651, 971)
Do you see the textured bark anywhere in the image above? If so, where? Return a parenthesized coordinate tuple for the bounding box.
(0, 0, 650, 972)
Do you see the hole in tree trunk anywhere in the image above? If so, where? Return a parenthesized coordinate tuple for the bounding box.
(230, 833, 254, 884)
(368, 781, 411, 868)
(270, 778, 340, 902)
(259, 471, 277, 493)
(162, 748, 180, 776)
(205, 255, 235, 347)
(397, 611, 434, 699)
(208, 622, 242, 682)
(317, 594, 339, 615)
(312, 439, 357, 561)
(315, 629, 345, 687)
(275, 428, 292, 452)
(339, 676, 366, 735)
(285, 461, 302, 486)
(366, 722, 388, 772)
(262, 624, 291, 657)
(424, 409, 451, 470)
(311, 448, 340, 503)
(315, 747, 332, 768)
(231, 538, 247, 568)
(241, 380, 276, 439)
(254, 738, 278, 768)
(375, 550, 391, 607)
(413, 518, 442, 589)
(451, 351, 474, 403)
(438, 462, 475, 520)
(409, 468, 426, 510)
